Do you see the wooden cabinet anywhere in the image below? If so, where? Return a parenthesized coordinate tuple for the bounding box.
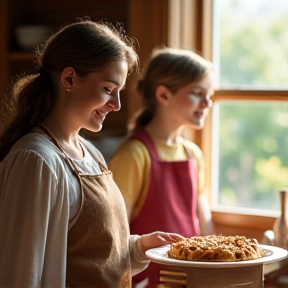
(0, 0, 169, 137)
(0, 0, 128, 137)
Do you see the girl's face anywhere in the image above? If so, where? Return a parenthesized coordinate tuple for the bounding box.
(70, 60, 128, 132)
(168, 73, 214, 130)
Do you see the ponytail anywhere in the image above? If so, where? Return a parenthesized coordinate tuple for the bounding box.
(0, 71, 55, 162)
(129, 108, 154, 133)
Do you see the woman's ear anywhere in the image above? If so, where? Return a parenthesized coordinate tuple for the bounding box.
(61, 67, 76, 92)
(155, 85, 171, 105)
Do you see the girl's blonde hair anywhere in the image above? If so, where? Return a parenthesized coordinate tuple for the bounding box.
(130, 47, 213, 133)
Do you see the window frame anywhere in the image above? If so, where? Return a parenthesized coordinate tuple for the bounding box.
(168, 0, 288, 235)
(203, 90, 288, 233)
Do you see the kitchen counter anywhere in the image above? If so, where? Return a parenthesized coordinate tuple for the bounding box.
(264, 255, 288, 275)
(264, 255, 288, 287)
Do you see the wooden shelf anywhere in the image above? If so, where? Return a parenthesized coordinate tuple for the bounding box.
(8, 52, 34, 61)
(0, 0, 169, 138)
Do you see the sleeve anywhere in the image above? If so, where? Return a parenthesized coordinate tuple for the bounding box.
(129, 235, 150, 276)
(197, 148, 207, 195)
(0, 150, 62, 287)
(184, 141, 215, 235)
(108, 139, 150, 220)
(185, 140, 207, 195)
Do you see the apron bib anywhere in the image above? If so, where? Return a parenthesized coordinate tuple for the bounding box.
(130, 130, 200, 287)
(38, 125, 131, 288)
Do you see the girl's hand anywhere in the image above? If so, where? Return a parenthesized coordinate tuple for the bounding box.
(138, 231, 185, 253)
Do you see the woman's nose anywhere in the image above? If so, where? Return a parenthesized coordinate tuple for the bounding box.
(109, 93, 121, 111)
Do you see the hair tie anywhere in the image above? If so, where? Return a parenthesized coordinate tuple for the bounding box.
(38, 67, 50, 78)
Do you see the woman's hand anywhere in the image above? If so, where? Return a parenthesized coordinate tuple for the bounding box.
(138, 231, 185, 253)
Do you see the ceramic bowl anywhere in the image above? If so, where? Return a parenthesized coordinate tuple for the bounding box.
(15, 25, 53, 50)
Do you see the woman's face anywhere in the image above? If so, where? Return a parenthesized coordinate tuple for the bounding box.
(168, 73, 214, 130)
(69, 60, 128, 132)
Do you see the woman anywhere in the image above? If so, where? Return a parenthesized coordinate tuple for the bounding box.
(0, 19, 183, 287)
(109, 47, 216, 287)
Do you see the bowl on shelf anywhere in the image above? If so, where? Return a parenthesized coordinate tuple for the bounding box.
(15, 25, 53, 51)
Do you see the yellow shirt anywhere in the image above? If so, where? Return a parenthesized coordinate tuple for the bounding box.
(108, 130, 207, 221)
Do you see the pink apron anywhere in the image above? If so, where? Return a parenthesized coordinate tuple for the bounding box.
(130, 130, 200, 287)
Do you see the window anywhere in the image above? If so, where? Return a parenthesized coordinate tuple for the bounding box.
(213, 0, 288, 89)
(212, 100, 288, 212)
(209, 0, 288, 215)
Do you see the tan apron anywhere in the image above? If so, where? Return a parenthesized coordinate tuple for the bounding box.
(38, 125, 131, 288)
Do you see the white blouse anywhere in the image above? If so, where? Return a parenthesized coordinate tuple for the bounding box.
(0, 132, 149, 287)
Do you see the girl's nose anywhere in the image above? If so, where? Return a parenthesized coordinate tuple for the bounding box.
(201, 96, 213, 108)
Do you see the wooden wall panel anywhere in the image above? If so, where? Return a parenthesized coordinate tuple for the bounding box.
(0, 0, 8, 98)
(126, 0, 169, 118)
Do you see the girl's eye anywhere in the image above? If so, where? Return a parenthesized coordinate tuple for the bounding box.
(104, 87, 112, 94)
(192, 92, 203, 97)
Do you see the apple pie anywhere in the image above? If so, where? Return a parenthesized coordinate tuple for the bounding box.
(168, 235, 265, 262)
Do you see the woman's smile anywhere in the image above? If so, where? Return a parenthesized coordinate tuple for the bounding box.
(95, 109, 107, 122)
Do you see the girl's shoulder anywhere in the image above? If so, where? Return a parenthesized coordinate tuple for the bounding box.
(181, 138, 204, 160)
(109, 137, 150, 169)
(118, 137, 149, 157)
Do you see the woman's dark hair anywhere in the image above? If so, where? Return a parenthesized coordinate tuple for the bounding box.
(129, 47, 213, 133)
(0, 17, 138, 161)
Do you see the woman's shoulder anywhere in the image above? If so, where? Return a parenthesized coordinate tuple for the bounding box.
(11, 132, 55, 152)
(7, 132, 66, 170)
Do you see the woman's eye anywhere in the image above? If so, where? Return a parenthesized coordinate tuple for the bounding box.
(104, 87, 112, 94)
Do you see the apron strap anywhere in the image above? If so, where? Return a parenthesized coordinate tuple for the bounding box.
(130, 130, 160, 161)
(131, 130, 192, 160)
(37, 123, 81, 176)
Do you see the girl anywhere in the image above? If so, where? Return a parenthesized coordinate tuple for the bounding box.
(109, 47, 216, 287)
